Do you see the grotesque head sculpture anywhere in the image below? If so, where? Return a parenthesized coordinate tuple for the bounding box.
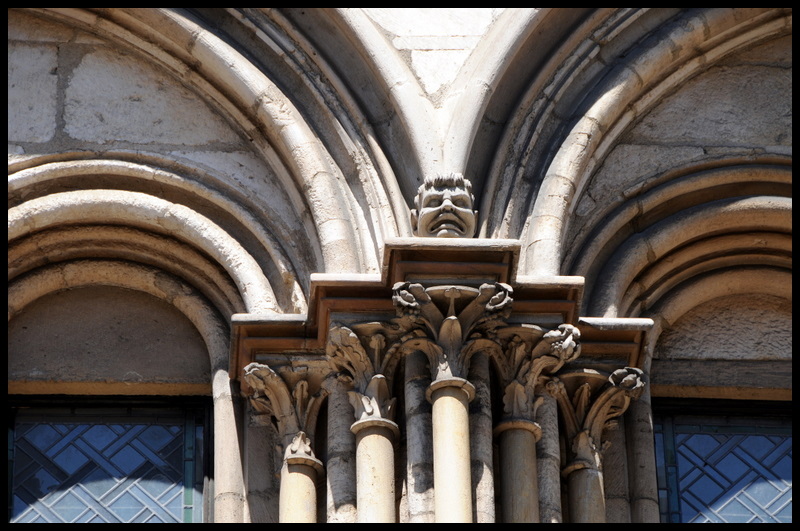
(411, 173, 477, 238)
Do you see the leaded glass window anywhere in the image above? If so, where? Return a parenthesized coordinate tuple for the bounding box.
(9, 400, 208, 524)
(654, 403, 792, 523)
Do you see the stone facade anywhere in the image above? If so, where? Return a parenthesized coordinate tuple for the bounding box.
(8, 8, 792, 523)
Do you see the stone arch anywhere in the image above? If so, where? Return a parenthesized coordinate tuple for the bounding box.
(8, 260, 228, 389)
(642, 268, 792, 400)
(569, 163, 792, 317)
(645, 268, 791, 335)
(9, 188, 278, 314)
(21, 7, 404, 274)
(476, 8, 791, 274)
(9, 156, 306, 313)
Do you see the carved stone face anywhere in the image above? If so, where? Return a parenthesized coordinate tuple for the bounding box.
(412, 182, 477, 238)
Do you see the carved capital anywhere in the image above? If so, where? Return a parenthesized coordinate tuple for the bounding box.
(495, 323, 582, 422)
(327, 324, 376, 392)
(284, 431, 324, 474)
(243, 362, 327, 452)
(347, 374, 397, 423)
(501, 380, 545, 420)
(561, 430, 601, 476)
(391, 282, 512, 382)
(548, 367, 646, 474)
(327, 324, 397, 424)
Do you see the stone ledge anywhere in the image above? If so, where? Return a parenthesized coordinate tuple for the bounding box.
(650, 359, 792, 400)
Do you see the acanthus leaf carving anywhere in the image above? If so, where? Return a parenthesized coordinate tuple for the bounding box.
(494, 323, 582, 422)
(390, 281, 513, 382)
(548, 367, 646, 473)
(243, 362, 327, 456)
(327, 323, 397, 423)
(326, 324, 374, 391)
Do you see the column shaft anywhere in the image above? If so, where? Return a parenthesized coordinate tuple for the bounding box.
(404, 350, 434, 522)
(469, 353, 495, 523)
(353, 421, 398, 522)
(537, 392, 562, 523)
(325, 379, 357, 522)
(628, 388, 661, 522)
(279, 461, 318, 523)
(568, 466, 606, 523)
(212, 369, 245, 522)
(499, 426, 539, 522)
(430, 381, 473, 522)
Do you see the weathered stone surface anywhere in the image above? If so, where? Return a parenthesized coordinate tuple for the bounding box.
(8, 285, 211, 391)
(8, 8, 791, 525)
(657, 294, 792, 361)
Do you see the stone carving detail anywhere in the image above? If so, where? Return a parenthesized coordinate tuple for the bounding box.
(327, 324, 397, 423)
(548, 367, 646, 474)
(391, 281, 513, 382)
(284, 431, 320, 468)
(244, 362, 327, 467)
(497, 324, 582, 421)
(410, 173, 477, 238)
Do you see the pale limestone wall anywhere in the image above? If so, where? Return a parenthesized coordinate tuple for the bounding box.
(361, 8, 506, 97)
(8, 9, 319, 311)
(8, 285, 211, 393)
(657, 294, 792, 362)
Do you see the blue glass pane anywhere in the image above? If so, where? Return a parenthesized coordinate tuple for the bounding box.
(53, 443, 90, 475)
(10, 408, 204, 523)
(84, 425, 118, 451)
(656, 414, 792, 524)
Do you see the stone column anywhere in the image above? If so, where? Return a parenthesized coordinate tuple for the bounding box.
(243, 412, 280, 522)
(243, 363, 327, 524)
(536, 390, 562, 523)
(427, 377, 476, 522)
(327, 325, 400, 523)
(212, 368, 245, 522)
(404, 350, 434, 522)
(628, 374, 661, 522)
(493, 324, 581, 523)
(549, 367, 646, 524)
(603, 415, 631, 523)
(279, 432, 324, 523)
(391, 281, 514, 524)
(323, 376, 357, 522)
(564, 430, 607, 523)
(469, 352, 496, 523)
(495, 419, 541, 522)
(351, 418, 400, 522)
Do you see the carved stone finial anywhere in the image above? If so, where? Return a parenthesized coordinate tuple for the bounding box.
(284, 431, 324, 474)
(410, 173, 477, 238)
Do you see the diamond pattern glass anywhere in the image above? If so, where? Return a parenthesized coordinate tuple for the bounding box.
(655, 413, 792, 523)
(10, 407, 205, 523)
